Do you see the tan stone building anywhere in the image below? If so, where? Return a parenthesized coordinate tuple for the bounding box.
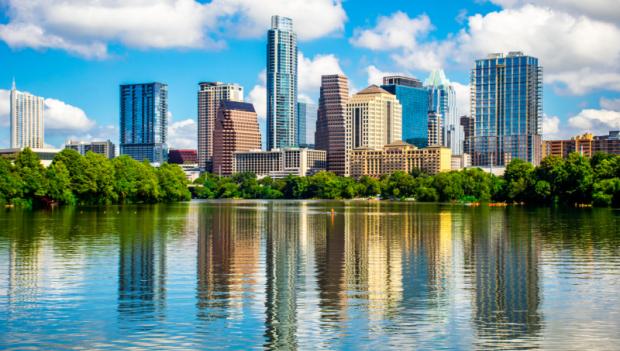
(349, 141, 452, 178)
(346, 85, 402, 158)
(315, 74, 349, 176)
(212, 101, 261, 176)
(543, 131, 620, 158)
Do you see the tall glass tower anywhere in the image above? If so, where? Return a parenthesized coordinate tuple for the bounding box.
(425, 69, 461, 154)
(381, 76, 429, 148)
(266, 15, 298, 150)
(471, 52, 542, 166)
(120, 82, 168, 164)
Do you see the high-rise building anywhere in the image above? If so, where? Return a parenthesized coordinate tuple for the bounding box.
(120, 83, 168, 164)
(296, 102, 316, 147)
(266, 15, 298, 150)
(427, 111, 442, 147)
(197, 82, 243, 171)
(381, 76, 428, 148)
(212, 101, 261, 176)
(315, 74, 349, 175)
(10, 80, 44, 149)
(471, 52, 543, 166)
(347, 85, 402, 151)
(460, 115, 474, 155)
(425, 69, 461, 154)
(65, 140, 115, 159)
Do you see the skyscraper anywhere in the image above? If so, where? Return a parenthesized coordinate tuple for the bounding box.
(460, 115, 474, 155)
(425, 69, 461, 154)
(315, 75, 349, 175)
(212, 101, 261, 176)
(347, 85, 402, 150)
(10, 80, 44, 149)
(381, 76, 429, 148)
(266, 15, 298, 150)
(427, 111, 442, 147)
(119, 83, 168, 164)
(471, 52, 543, 166)
(296, 102, 316, 147)
(197, 82, 244, 171)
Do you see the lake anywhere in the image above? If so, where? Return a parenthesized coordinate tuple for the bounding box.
(1, 200, 619, 350)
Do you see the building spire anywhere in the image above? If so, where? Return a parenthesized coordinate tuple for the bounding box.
(11, 77, 16, 90)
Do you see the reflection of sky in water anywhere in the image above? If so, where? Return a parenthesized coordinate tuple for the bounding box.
(0, 202, 619, 350)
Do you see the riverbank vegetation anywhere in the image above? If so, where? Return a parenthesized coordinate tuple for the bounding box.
(193, 152, 620, 207)
(1, 148, 191, 208)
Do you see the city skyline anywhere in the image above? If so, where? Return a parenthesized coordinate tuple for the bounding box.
(1, 1, 619, 150)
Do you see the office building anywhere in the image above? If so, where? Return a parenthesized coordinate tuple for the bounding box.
(542, 131, 620, 158)
(315, 74, 350, 175)
(451, 154, 471, 170)
(168, 149, 198, 165)
(0, 147, 60, 167)
(425, 69, 461, 154)
(119, 83, 168, 164)
(460, 115, 474, 155)
(266, 15, 298, 150)
(427, 111, 442, 147)
(471, 52, 543, 166)
(347, 85, 402, 153)
(234, 148, 326, 178)
(10, 80, 44, 149)
(296, 102, 316, 147)
(212, 101, 262, 176)
(197, 82, 244, 171)
(381, 76, 428, 148)
(65, 140, 115, 159)
(349, 141, 451, 178)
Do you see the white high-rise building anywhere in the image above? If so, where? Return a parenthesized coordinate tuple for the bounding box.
(10, 80, 44, 149)
(425, 70, 461, 155)
(197, 82, 244, 171)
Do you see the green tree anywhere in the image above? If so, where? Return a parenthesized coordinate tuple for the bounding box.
(0, 157, 23, 204)
(45, 161, 75, 204)
(503, 159, 535, 202)
(157, 163, 191, 201)
(112, 156, 160, 203)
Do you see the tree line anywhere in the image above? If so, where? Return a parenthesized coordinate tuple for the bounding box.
(0, 148, 191, 208)
(193, 152, 620, 207)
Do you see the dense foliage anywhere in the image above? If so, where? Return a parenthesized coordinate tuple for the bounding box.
(192, 152, 620, 207)
(0, 148, 191, 208)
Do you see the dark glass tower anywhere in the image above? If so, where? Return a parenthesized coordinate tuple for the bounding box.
(120, 83, 168, 163)
(266, 15, 298, 150)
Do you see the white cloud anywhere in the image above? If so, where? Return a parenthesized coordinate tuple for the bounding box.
(350, 12, 432, 51)
(0, 89, 9, 127)
(298, 52, 344, 93)
(488, 0, 620, 23)
(168, 118, 197, 149)
(600, 97, 620, 111)
(568, 109, 620, 135)
(365, 65, 402, 86)
(0, 0, 346, 58)
(355, 5, 620, 95)
(44, 98, 96, 131)
(248, 84, 267, 121)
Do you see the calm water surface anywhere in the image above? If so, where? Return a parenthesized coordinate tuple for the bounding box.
(0, 201, 619, 350)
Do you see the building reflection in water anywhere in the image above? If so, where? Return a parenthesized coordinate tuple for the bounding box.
(196, 202, 262, 321)
(118, 206, 167, 322)
(464, 208, 542, 348)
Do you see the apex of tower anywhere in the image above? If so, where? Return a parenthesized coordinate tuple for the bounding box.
(11, 77, 16, 90)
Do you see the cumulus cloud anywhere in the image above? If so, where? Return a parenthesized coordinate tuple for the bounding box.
(365, 65, 403, 86)
(44, 98, 96, 131)
(452, 81, 471, 117)
(488, 0, 620, 23)
(350, 12, 432, 51)
(168, 118, 197, 149)
(0, 89, 9, 127)
(600, 97, 620, 111)
(568, 109, 620, 135)
(248, 84, 267, 121)
(353, 5, 620, 95)
(0, 0, 346, 58)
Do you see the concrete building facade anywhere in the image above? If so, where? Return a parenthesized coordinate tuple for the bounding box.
(234, 148, 326, 178)
(65, 140, 115, 159)
(10, 81, 44, 149)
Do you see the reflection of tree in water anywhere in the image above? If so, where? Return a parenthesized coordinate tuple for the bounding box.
(465, 208, 542, 349)
(195, 203, 262, 321)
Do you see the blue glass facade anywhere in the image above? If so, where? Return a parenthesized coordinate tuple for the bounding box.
(120, 83, 168, 163)
(296, 102, 316, 147)
(471, 52, 542, 166)
(267, 16, 298, 150)
(381, 83, 429, 148)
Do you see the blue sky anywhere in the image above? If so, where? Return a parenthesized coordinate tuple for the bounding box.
(1, 0, 619, 149)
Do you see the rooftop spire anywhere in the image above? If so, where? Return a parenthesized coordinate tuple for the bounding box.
(11, 77, 16, 90)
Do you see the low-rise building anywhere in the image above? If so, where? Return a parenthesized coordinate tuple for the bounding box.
(0, 147, 61, 167)
(234, 148, 326, 178)
(451, 153, 471, 170)
(543, 131, 620, 158)
(65, 140, 115, 159)
(349, 141, 452, 178)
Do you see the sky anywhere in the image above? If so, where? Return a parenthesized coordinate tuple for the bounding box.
(1, 0, 619, 150)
